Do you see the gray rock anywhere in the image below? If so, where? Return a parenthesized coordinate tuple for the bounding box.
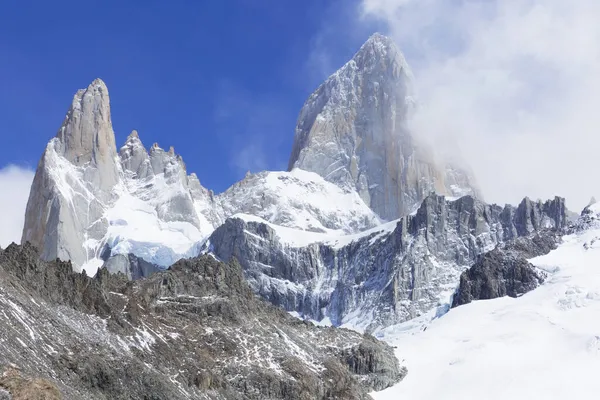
(207, 194, 568, 331)
(119, 130, 153, 180)
(21, 78, 119, 268)
(54, 78, 119, 191)
(451, 235, 553, 308)
(288, 33, 479, 219)
(0, 243, 404, 399)
(102, 252, 161, 280)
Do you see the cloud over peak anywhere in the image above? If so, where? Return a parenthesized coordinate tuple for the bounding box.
(358, 0, 600, 211)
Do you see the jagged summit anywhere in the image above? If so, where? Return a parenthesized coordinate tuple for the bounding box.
(288, 33, 477, 220)
(354, 32, 411, 69)
(127, 129, 139, 139)
(22, 78, 120, 267)
(54, 77, 119, 190)
(22, 78, 383, 275)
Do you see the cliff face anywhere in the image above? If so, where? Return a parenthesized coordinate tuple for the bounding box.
(207, 195, 568, 332)
(288, 33, 478, 220)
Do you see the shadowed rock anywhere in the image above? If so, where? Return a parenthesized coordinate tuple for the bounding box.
(451, 232, 559, 308)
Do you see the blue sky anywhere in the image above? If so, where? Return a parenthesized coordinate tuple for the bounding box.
(0, 0, 381, 192)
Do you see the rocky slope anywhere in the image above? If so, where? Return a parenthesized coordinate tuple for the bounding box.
(0, 367, 62, 400)
(206, 195, 568, 332)
(0, 243, 403, 399)
(288, 33, 478, 220)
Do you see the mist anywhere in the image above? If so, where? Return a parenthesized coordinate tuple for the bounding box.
(360, 0, 600, 212)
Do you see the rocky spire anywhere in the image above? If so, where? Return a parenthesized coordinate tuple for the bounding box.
(119, 130, 153, 180)
(288, 33, 478, 220)
(22, 78, 120, 268)
(54, 78, 119, 191)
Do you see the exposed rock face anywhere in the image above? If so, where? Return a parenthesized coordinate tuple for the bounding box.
(207, 194, 568, 332)
(21, 79, 119, 267)
(54, 78, 119, 191)
(119, 130, 153, 180)
(288, 33, 478, 219)
(101, 252, 161, 280)
(450, 232, 559, 308)
(0, 243, 403, 399)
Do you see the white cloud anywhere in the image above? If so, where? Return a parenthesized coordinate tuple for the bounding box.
(357, 0, 600, 211)
(0, 165, 34, 248)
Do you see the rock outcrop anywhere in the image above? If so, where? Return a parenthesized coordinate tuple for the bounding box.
(450, 232, 559, 308)
(288, 33, 478, 219)
(0, 242, 404, 399)
(207, 194, 569, 332)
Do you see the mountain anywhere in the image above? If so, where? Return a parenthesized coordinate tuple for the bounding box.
(7, 31, 586, 398)
(0, 243, 403, 399)
(288, 33, 478, 220)
(21, 80, 380, 278)
(206, 195, 568, 332)
(20, 34, 569, 335)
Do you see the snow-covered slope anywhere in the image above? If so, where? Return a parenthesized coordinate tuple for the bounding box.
(373, 204, 600, 399)
(216, 168, 381, 235)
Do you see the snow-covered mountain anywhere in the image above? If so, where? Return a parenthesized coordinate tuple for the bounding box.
(372, 203, 600, 399)
(21, 80, 381, 278)
(20, 33, 564, 334)
(11, 31, 592, 399)
(289, 33, 478, 220)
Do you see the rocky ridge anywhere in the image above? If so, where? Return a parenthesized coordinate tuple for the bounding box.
(0, 243, 403, 399)
(19, 33, 568, 335)
(207, 195, 568, 332)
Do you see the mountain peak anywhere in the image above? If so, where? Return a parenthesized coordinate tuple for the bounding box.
(54, 78, 118, 186)
(351, 32, 410, 78)
(22, 79, 120, 267)
(362, 32, 396, 49)
(288, 32, 476, 220)
(127, 129, 140, 140)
